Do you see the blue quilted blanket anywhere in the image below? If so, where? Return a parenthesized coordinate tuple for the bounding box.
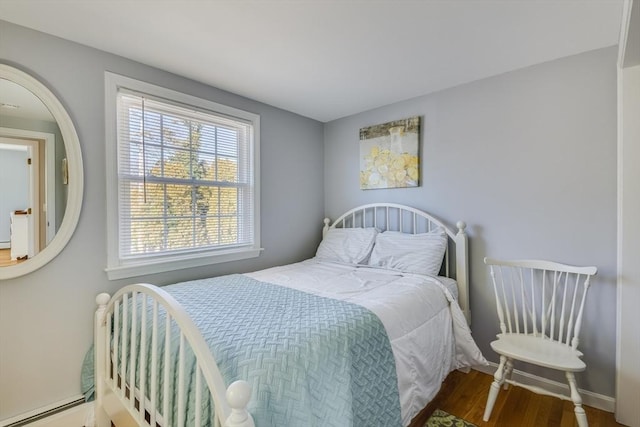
(164, 274, 401, 427)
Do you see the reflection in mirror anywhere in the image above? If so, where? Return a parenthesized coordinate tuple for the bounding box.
(0, 79, 67, 266)
(0, 64, 83, 279)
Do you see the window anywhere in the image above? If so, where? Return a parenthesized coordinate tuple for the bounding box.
(105, 73, 260, 280)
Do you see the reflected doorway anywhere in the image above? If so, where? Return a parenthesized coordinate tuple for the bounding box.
(0, 130, 55, 262)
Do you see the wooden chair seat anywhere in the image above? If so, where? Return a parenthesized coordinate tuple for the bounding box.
(491, 334, 585, 372)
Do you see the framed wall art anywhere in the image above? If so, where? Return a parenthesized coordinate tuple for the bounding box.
(359, 116, 420, 190)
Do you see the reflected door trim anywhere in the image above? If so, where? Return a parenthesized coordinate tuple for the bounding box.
(0, 64, 83, 280)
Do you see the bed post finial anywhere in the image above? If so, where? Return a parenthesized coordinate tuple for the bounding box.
(96, 293, 110, 308)
(322, 218, 331, 238)
(225, 380, 255, 427)
(456, 221, 467, 235)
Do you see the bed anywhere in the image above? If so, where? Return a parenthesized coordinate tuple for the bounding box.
(92, 203, 486, 427)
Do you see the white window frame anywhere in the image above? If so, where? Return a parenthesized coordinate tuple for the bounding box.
(105, 72, 261, 280)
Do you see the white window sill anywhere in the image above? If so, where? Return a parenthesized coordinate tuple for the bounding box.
(105, 247, 263, 281)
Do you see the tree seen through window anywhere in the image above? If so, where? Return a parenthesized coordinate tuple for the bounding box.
(123, 103, 242, 257)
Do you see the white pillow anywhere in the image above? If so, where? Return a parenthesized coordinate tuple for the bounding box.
(315, 227, 378, 264)
(368, 230, 447, 276)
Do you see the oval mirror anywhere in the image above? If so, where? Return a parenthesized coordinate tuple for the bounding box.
(0, 64, 83, 280)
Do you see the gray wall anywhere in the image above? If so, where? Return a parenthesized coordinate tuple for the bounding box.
(324, 47, 618, 398)
(0, 22, 324, 420)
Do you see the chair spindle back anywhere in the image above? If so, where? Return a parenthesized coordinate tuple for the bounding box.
(484, 258, 597, 350)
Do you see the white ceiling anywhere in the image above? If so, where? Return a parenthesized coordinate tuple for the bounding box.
(0, 0, 624, 122)
(0, 78, 55, 122)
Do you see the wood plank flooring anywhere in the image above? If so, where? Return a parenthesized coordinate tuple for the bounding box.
(0, 248, 19, 267)
(410, 369, 626, 427)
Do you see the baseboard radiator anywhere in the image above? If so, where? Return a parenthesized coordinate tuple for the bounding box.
(0, 397, 85, 427)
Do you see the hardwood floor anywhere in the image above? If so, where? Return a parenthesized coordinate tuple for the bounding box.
(411, 369, 626, 427)
(0, 248, 19, 267)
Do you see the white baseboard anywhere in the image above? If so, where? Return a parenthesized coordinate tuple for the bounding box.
(0, 396, 85, 427)
(24, 403, 93, 427)
(474, 363, 616, 413)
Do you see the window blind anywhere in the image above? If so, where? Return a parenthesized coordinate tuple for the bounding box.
(116, 91, 255, 260)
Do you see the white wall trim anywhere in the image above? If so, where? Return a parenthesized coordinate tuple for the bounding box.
(474, 363, 615, 413)
(22, 403, 93, 427)
(0, 395, 84, 427)
(617, 1, 640, 426)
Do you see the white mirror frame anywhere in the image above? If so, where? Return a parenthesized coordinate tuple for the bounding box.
(0, 64, 83, 280)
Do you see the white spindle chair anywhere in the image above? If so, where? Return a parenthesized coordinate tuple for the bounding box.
(482, 257, 597, 427)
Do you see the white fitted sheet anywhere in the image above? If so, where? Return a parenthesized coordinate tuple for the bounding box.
(245, 258, 486, 426)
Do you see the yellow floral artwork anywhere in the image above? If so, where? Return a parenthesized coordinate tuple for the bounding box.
(359, 116, 420, 189)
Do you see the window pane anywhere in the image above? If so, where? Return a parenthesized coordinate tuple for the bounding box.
(217, 157, 238, 182)
(163, 116, 191, 150)
(199, 124, 217, 154)
(130, 219, 165, 255)
(192, 151, 216, 181)
(219, 187, 238, 216)
(165, 216, 195, 251)
(126, 181, 166, 219)
(142, 110, 163, 147)
(220, 216, 238, 245)
(141, 144, 163, 177)
(199, 216, 220, 246)
(164, 184, 192, 217)
(217, 127, 239, 157)
(161, 148, 191, 180)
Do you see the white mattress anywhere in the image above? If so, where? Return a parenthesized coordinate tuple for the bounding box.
(246, 258, 486, 426)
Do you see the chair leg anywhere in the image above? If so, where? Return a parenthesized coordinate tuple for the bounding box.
(566, 372, 588, 427)
(483, 355, 507, 421)
(503, 358, 514, 390)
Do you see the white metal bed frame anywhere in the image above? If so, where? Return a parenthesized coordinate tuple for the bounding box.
(94, 203, 470, 427)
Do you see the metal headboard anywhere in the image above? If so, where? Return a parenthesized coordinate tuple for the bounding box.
(322, 203, 470, 325)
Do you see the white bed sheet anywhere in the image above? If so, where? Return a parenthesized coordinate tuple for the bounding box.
(245, 258, 486, 426)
